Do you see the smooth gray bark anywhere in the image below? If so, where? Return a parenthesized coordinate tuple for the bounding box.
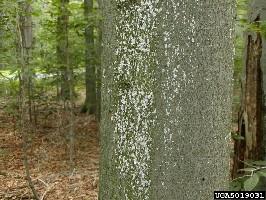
(99, 1, 235, 199)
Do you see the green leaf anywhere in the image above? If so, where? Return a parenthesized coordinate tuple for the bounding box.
(231, 132, 245, 140)
(258, 169, 266, 177)
(32, 10, 41, 17)
(229, 180, 242, 191)
(244, 173, 259, 191)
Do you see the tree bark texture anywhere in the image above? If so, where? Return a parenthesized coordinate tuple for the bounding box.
(96, 0, 103, 120)
(18, 1, 39, 199)
(56, 0, 75, 169)
(99, 1, 235, 199)
(82, 0, 97, 114)
(57, 0, 70, 100)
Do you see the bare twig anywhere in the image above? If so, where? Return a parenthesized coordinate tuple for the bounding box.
(40, 183, 57, 200)
(36, 178, 48, 187)
(236, 159, 266, 177)
(232, 174, 253, 182)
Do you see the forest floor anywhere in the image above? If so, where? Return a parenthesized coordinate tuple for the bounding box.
(0, 91, 240, 200)
(0, 97, 99, 200)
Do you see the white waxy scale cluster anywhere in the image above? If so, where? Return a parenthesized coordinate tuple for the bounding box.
(111, 0, 160, 199)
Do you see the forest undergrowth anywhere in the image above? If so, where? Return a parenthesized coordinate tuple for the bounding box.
(0, 97, 99, 200)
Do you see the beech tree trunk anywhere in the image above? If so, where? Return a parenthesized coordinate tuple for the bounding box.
(99, 1, 235, 199)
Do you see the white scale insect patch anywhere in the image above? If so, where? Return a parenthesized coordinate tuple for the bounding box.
(111, 0, 160, 199)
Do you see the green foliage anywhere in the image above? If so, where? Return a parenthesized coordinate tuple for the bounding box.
(234, 0, 248, 77)
(0, 0, 18, 70)
(232, 0, 249, 123)
(0, 0, 102, 99)
(235, 0, 266, 39)
(231, 132, 245, 140)
(243, 173, 260, 191)
(230, 160, 266, 191)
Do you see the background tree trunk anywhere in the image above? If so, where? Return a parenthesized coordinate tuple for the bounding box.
(232, 0, 266, 190)
(56, 0, 75, 170)
(57, 0, 70, 100)
(96, 0, 102, 121)
(81, 0, 97, 114)
(232, 0, 266, 178)
(18, 1, 39, 199)
(99, 1, 235, 199)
